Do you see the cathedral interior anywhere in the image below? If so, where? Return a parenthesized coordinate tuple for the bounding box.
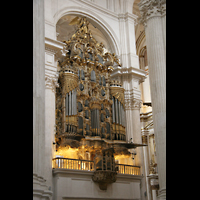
(33, 1, 166, 200)
(53, 16, 146, 190)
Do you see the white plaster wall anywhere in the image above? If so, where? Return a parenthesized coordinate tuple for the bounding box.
(53, 169, 142, 200)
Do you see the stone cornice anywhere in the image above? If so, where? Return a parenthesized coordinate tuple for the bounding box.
(111, 66, 147, 83)
(45, 37, 65, 51)
(45, 37, 66, 58)
(118, 12, 138, 24)
(138, 0, 166, 26)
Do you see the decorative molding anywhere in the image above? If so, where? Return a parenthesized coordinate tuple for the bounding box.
(111, 66, 147, 84)
(33, 173, 53, 199)
(118, 12, 138, 24)
(158, 187, 166, 199)
(138, 0, 166, 26)
(45, 37, 66, 61)
(133, 98, 142, 109)
(141, 129, 149, 136)
(45, 73, 59, 93)
(150, 178, 159, 190)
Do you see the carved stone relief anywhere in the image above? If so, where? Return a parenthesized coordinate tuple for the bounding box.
(45, 74, 59, 93)
(138, 0, 166, 26)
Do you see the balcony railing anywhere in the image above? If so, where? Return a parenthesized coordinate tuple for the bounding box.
(52, 158, 140, 175)
(116, 164, 141, 175)
(52, 157, 94, 171)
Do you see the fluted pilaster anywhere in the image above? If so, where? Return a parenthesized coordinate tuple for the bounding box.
(33, 0, 52, 199)
(33, 0, 45, 178)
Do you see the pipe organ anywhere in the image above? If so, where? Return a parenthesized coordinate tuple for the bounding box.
(55, 17, 125, 147)
(55, 17, 146, 190)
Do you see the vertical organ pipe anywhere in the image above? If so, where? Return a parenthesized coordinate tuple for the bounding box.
(115, 98, 118, 140)
(65, 93, 69, 116)
(118, 101, 121, 138)
(118, 101, 121, 125)
(121, 103, 123, 125)
(73, 89, 75, 115)
(71, 90, 74, 116)
(63, 95, 65, 133)
(74, 89, 77, 115)
(122, 106, 125, 127)
(97, 109, 100, 136)
(121, 106, 124, 127)
(71, 91, 72, 115)
(91, 110, 93, 135)
(115, 98, 119, 124)
(95, 109, 97, 135)
(65, 93, 68, 132)
(112, 97, 115, 123)
(69, 91, 71, 115)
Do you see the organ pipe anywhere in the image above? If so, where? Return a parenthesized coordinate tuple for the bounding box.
(56, 16, 128, 153)
(122, 105, 124, 126)
(97, 109, 100, 136)
(69, 91, 71, 115)
(118, 101, 121, 125)
(65, 93, 69, 116)
(74, 89, 77, 115)
(115, 98, 119, 124)
(112, 97, 115, 123)
(71, 90, 74, 116)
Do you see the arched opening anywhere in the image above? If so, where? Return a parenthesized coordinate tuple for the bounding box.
(56, 14, 114, 54)
(54, 9, 120, 56)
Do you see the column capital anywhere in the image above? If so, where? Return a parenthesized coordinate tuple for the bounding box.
(45, 73, 59, 93)
(138, 0, 166, 26)
(150, 178, 159, 190)
(124, 97, 142, 110)
(133, 98, 142, 110)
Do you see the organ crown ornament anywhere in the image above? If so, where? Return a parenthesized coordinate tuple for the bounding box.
(55, 16, 146, 190)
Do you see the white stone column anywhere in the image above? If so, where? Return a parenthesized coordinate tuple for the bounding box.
(112, 69, 147, 200)
(142, 131, 151, 200)
(139, 1, 166, 199)
(150, 178, 159, 200)
(44, 73, 58, 191)
(44, 38, 64, 194)
(33, 0, 52, 199)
